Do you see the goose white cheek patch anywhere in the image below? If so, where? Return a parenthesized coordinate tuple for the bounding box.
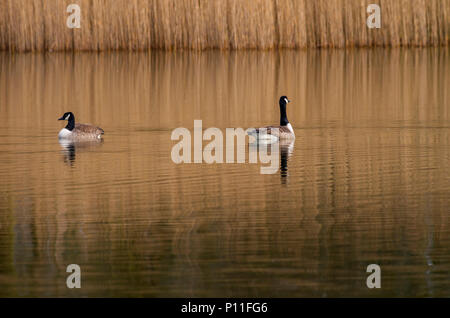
(65, 114, 71, 120)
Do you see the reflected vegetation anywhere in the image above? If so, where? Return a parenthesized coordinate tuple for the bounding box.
(0, 48, 450, 297)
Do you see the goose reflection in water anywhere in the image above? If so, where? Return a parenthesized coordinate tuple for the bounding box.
(279, 140, 294, 181)
(59, 139, 103, 166)
(248, 140, 294, 182)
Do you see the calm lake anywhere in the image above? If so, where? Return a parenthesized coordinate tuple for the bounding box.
(1, 48, 450, 297)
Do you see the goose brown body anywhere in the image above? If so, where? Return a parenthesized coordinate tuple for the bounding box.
(73, 123, 104, 138)
(58, 112, 104, 140)
(253, 125, 294, 140)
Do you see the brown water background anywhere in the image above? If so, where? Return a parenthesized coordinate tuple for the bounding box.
(0, 48, 450, 297)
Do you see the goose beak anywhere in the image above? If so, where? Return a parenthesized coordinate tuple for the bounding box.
(288, 99, 291, 103)
(58, 116, 65, 121)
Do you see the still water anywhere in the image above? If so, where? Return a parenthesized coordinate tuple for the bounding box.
(0, 48, 450, 297)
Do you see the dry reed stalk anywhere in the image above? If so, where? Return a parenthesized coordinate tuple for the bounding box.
(0, 0, 448, 52)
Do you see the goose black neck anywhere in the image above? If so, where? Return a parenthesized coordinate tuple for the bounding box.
(66, 116, 75, 131)
(280, 103, 289, 126)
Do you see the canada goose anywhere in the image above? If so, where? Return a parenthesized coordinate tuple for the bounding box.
(248, 96, 295, 142)
(58, 112, 104, 140)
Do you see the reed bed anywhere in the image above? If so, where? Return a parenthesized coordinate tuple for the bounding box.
(0, 0, 449, 51)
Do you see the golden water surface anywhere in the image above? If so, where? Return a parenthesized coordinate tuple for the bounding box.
(0, 48, 450, 297)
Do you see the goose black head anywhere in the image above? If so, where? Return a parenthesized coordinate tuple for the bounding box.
(58, 112, 75, 121)
(279, 96, 291, 106)
(58, 112, 75, 130)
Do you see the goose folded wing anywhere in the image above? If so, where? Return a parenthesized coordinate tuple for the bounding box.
(255, 126, 291, 137)
(75, 123, 104, 135)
